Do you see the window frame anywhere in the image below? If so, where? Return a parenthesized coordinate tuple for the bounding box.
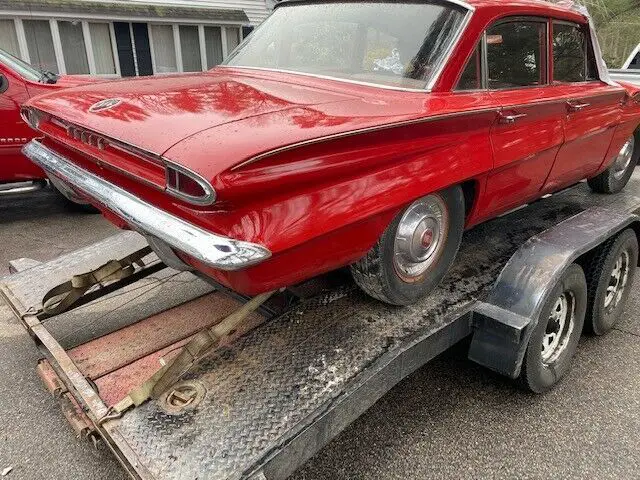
(551, 19, 600, 85)
(148, 22, 244, 75)
(456, 16, 552, 92)
(5, 18, 120, 77)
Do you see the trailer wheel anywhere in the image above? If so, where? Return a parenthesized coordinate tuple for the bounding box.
(519, 263, 587, 393)
(351, 186, 464, 306)
(584, 229, 638, 336)
(588, 134, 639, 194)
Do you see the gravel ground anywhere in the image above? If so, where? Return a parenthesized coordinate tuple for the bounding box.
(0, 188, 638, 480)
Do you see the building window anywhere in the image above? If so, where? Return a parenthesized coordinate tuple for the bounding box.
(204, 26, 223, 68)
(150, 24, 177, 73)
(22, 19, 58, 74)
(0, 19, 20, 57)
(179, 25, 201, 72)
(58, 20, 90, 74)
(226, 27, 241, 53)
(89, 23, 116, 74)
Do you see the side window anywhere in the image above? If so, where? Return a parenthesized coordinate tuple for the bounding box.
(456, 44, 482, 90)
(630, 51, 640, 68)
(553, 22, 599, 82)
(486, 21, 547, 89)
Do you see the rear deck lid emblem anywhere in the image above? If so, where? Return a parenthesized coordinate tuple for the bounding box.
(89, 98, 122, 113)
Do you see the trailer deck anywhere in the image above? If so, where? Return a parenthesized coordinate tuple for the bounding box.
(2, 174, 640, 480)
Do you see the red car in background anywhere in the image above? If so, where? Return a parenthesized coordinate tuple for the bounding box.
(21, 0, 640, 305)
(0, 48, 99, 204)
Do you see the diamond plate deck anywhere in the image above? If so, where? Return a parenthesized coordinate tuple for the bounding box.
(3, 175, 640, 480)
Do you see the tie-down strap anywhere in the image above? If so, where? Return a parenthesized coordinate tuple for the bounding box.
(41, 246, 153, 316)
(100, 289, 277, 424)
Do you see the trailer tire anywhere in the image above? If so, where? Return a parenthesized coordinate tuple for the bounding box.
(351, 186, 464, 306)
(519, 263, 587, 393)
(588, 134, 639, 194)
(584, 229, 638, 336)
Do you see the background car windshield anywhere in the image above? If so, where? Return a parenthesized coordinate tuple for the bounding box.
(224, 2, 467, 89)
(0, 49, 42, 82)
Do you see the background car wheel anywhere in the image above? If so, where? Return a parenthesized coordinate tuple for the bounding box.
(350, 186, 465, 306)
(51, 183, 100, 214)
(588, 133, 639, 194)
(518, 264, 587, 393)
(584, 229, 638, 336)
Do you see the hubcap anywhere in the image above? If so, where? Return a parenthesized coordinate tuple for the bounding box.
(541, 292, 575, 364)
(393, 195, 449, 282)
(604, 250, 630, 310)
(612, 136, 635, 180)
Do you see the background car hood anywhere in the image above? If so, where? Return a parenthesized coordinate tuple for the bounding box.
(26, 69, 363, 155)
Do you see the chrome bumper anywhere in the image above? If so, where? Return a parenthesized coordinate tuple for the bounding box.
(22, 140, 272, 271)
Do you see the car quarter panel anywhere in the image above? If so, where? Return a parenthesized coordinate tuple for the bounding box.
(0, 65, 43, 182)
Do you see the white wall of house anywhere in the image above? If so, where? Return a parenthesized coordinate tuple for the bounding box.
(0, 0, 272, 77)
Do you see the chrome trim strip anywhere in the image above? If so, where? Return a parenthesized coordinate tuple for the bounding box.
(218, 65, 430, 93)
(426, 6, 475, 91)
(232, 106, 498, 170)
(23, 140, 272, 271)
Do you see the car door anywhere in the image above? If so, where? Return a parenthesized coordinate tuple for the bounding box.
(0, 64, 42, 183)
(542, 20, 626, 192)
(481, 18, 566, 216)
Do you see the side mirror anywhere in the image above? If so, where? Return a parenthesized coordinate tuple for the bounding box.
(0, 74, 8, 94)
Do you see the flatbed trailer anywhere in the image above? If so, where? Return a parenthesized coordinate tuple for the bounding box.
(3, 173, 640, 480)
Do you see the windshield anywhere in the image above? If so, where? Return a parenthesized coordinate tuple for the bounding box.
(224, 1, 468, 89)
(0, 49, 43, 82)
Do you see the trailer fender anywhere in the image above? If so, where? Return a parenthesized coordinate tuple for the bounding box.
(469, 206, 640, 378)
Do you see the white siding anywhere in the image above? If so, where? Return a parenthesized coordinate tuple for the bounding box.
(82, 0, 270, 25)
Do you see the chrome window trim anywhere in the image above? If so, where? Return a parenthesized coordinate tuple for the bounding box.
(222, 0, 475, 93)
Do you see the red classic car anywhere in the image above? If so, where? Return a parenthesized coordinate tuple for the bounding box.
(21, 0, 640, 305)
(0, 48, 99, 203)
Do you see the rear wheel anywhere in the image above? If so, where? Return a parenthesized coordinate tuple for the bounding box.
(588, 134, 639, 194)
(584, 229, 638, 335)
(350, 186, 465, 306)
(518, 264, 587, 393)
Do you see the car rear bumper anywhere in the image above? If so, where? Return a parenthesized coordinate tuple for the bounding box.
(22, 139, 272, 271)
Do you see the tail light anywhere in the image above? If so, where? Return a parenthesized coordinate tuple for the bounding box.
(21, 107, 48, 131)
(165, 163, 216, 206)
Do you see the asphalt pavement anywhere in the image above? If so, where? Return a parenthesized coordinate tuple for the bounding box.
(0, 187, 638, 480)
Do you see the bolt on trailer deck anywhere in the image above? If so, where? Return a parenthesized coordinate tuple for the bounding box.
(2, 174, 640, 480)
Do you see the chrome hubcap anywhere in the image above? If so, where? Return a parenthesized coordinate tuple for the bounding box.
(604, 250, 629, 310)
(393, 195, 448, 282)
(613, 136, 635, 180)
(541, 292, 575, 364)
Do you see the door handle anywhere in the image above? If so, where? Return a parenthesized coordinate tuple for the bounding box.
(498, 112, 528, 124)
(566, 101, 590, 112)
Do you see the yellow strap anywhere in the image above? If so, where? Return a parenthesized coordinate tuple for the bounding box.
(41, 247, 152, 316)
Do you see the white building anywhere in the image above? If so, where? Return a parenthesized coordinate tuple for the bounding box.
(0, 0, 272, 77)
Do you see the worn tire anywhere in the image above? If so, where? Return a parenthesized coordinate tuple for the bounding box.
(350, 186, 465, 306)
(584, 229, 638, 336)
(588, 133, 639, 194)
(519, 263, 587, 393)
